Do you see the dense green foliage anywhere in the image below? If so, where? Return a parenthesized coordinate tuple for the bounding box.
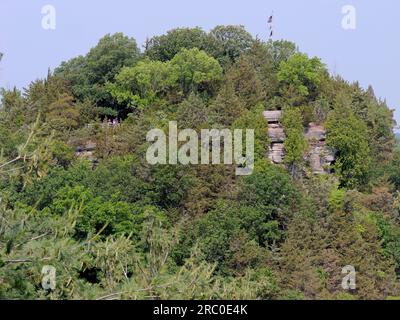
(326, 104, 371, 188)
(0, 26, 399, 300)
(282, 107, 308, 175)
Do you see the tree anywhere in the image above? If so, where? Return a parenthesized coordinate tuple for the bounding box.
(210, 25, 254, 65)
(349, 87, 395, 165)
(282, 107, 308, 176)
(0, 88, 26, 132)
(110, 48, 222, 104)
(388, 148, 400, 190)
(238, 160, 296, 214)
(209, 82, 244, 126)
(232, 104, 269, 161)
(184, 202, 242, 273)
(177, 93, 215, 129)
(326, 105, 371, 188)
(145, 27, 216, 61)
(169, 48, 223, 95)
(277, 53, 326, 104)
(365, 98, 395, 164)
(55, 33, 140, 117)
(109, 59, 171, 110)
(46, 94, 80, 131)
(47, 185, 146, 240)
(265, 40, 298, 69)
(25, 75, 72, 124)
(225, 57, 265, 109)
(238, 160, 299, 245)
(0, 117, 57, 185)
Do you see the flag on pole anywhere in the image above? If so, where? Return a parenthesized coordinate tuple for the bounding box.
(267, 12, 274, 39)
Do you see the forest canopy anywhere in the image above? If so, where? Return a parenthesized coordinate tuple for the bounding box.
(0, 26, 399, 300)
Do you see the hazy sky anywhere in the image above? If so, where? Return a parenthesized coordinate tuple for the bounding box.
(0, 0, 399, 126)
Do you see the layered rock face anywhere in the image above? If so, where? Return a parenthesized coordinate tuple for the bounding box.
(69, 139, 98, 164)
(304, 124, 335, 174)
(264, 111, 286, 164)
(264, 110, 335, 174)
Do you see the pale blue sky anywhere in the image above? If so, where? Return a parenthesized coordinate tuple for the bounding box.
(0, 0, 399, 126)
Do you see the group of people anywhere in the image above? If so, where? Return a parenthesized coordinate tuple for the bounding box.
(105, 118, 120, 127)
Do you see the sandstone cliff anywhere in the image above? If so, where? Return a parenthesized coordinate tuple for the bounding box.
(264, 110, 335, 174)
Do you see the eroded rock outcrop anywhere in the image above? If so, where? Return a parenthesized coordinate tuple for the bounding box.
(305, 123, 335, 174)
(264, 111, 335, 174)
(69, 138, 98, 164)
(264, 111, 285, 164)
